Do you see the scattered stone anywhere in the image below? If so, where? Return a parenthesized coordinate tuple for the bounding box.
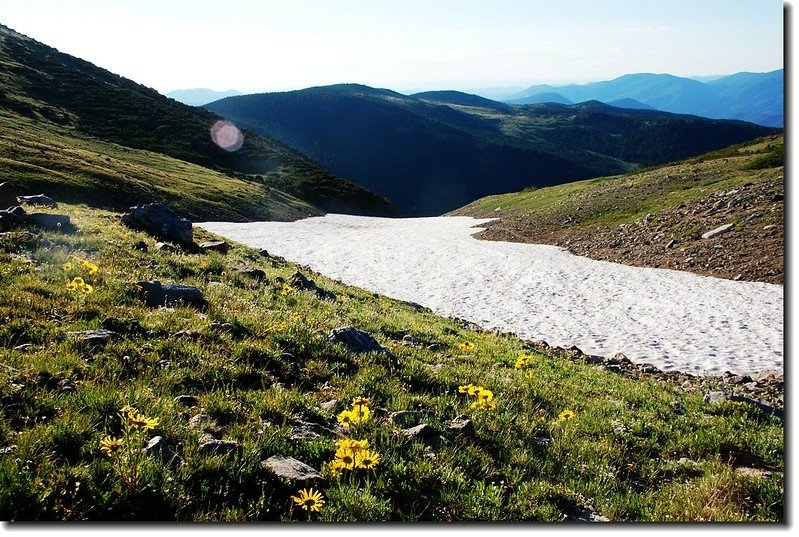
(328, 326, 392, 356)
(568, 505, 610, 523)
(27, 213, 71, 231)
(401, 424, 449, 449)
(65, 329, 122, 345)
(290, 420, 337, 441)
(703, 391, 728, 405)
(188, 413, 214, 430)
(142, 436, 177, 461)
(401, 334, 421, 346)
(446, 416, 474, 437)
(288, 271, 336, 300)
(56, 379, 76, 394)
(735, 467, 773, 479)
(101, 317, 145, 336)
(0, 181, 15, 209)
(234, 267, 266, 280)
(155, 241, 177, 252)
(13, 343, 32, 351)
(261, 455, 322, 482)
(199, 439, 240, 456)
(16, 194, 57, 208)
(0, 445, 17, 455)
(174, 395, 199, 407)
(259, 249, 270, 257)
(199, 240, 229, 254)
(135, 280, 207, 309)
(121, 202, 193, 245)
(320, 399, 338, 411)
(209, 322, 247, 338)
(389, 411, 422, 427)
(132, 240, 148, 251)
(426, 343, 443, 351)
(0, 206, 27, 231)
(701, 223, 734, 239)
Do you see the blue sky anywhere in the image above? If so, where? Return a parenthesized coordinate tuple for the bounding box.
(0, 0, 785, 94)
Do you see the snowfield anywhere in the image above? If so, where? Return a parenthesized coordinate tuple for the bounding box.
(198, 215, 783, 376)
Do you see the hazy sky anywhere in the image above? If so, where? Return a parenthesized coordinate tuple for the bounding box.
(0, 0, 785, 94)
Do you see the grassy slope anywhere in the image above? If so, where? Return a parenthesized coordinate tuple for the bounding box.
(0, 112, 318, 222)
(452, 135, 783, 225)
(0, 204, 783, 521)
(0, 24, 392, 218)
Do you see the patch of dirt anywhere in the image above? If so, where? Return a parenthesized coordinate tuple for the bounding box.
(474, 176, 783, 285)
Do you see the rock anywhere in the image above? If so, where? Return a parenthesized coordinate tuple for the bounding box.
(0, 206, 27, 231)
(0, 181, 16, 209)
(101, 317, 145, 336)
(188, 413, 214, 430)
(290, 420, 337, 441)
(142, 436, 177, 460)
(135, 280, 207, 309)
(401, 334, 421, 346)
(258, 249, 270, 257)
(209, 322, 247, 338)
(389, 411, 422, 427)
(16, 194, 57, 208)
(328, 326, 391, 355)
(132, 240, 148, 251)
(198, 439, 240, 456)
(155, 241, 177, 252)
(568, 505, 610, 523)
(174, 395, 199, 407)
(401, 424, 449, 449)
(446, 416, 474, 437)
(234, 267, 266, 280)
(288, 271, 336, 300)
(735, 467, 772, 479)
(199, 240, 229, 254)
(261, 455, 322, 482)
(320, 399, 338, 411)
(65, 329, 122, 345)
(701, 223, 733, 239)
(121, 202, 193, 245)
(56, 379, 76, 394)
(703, 391, 727, 404)
(27, 213, 71, 231)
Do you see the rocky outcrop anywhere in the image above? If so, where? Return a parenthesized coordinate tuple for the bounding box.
(121, 203, 193, 245)
(135, 280, 207, 309)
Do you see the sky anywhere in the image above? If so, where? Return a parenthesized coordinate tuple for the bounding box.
(0, 0, 785, 95)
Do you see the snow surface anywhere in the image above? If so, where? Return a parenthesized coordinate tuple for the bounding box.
(198, 214, 783, 376)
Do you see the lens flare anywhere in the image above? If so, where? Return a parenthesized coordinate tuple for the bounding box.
(210, 120, 244, 152)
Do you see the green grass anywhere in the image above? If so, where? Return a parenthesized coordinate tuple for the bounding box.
(0, 203, 783, 521)
(451, 134, 784, 229)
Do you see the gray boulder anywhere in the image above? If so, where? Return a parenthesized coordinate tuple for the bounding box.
(198, 439, 240, 456)
(121, 202, 193, 244)
(16, 194, 57, 208)
(28, 213, 71, 231)
(261, 455, 322, 482)
(329, 326, 389, 354)
(0, 206, 27, 231)
(199, 240, 229, 254)
(136, 280, 206, 309)
(288, 271, 335, 300)
(65, 329, 122, 345)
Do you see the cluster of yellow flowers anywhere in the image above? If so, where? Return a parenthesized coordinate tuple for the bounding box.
(336, 397, 371, 428)
(458, 384, 497, 411)
(99, 405, 160, 459)
(63, 257, 99, 293)
(279, 283, 294, 296)
(458, 341, 476, 352)
(66, 276, 94, 294)
(327, 438, 381, 477)
(291, 487, 325, 512)
(514, 354, 534, 369)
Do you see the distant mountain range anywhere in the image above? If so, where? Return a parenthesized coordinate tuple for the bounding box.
(206, 84, 778, 216)
(166, 88, 243, 106)
(505, 70, 783, 127)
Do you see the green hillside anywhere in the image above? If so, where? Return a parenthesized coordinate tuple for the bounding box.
(0, 23, 392, 218)
(0, 203, 783, 521)
(451, 135, 784, 284)
(206, 85, 777, 216)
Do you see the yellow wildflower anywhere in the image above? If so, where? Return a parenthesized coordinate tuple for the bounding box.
(515, 354, 533, 369)
(355, 449, 380, 470)
(327, 459, 347, 477)
(458, 384, 475, 394)
(127, 412, 160, 431)
(558, 410, 576, 421)
(467, 385, 484, 396)
(279, 283, 294, 296)
(80, 260, 99, 275)
(459, 341, 475, 351)
(291, 488, 325, 512)
(62, 261, 73, 270)
(99, 436, 124, 457)
(351, 396, 371, 407)
(477, 389, 494, 403)
(338, 438, 368, 452)
(65, 277, 93, 294)
(337, 409, 356, 428)
(334, 447, 356, 469)
(471, 399, 497, 411)
(351, 404, 370, 423)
